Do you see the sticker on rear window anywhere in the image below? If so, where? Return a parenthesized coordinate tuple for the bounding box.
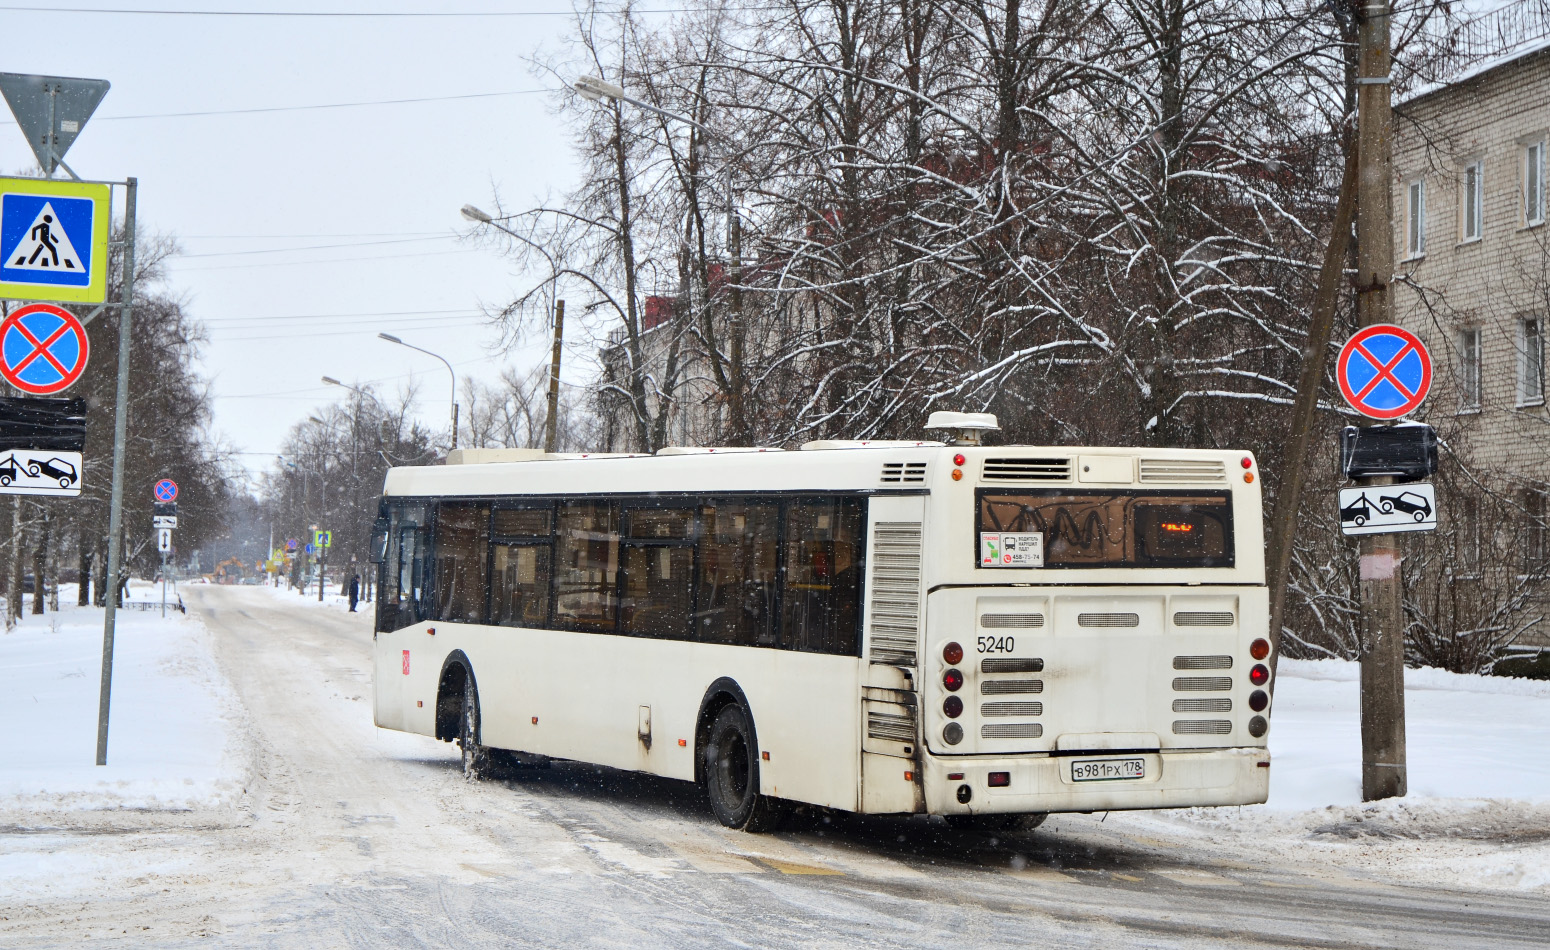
(980, 532, 1044, 567)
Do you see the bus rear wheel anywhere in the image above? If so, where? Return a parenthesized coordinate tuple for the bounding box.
(702, 704, 782, 832)
(458, 678, 491, 780)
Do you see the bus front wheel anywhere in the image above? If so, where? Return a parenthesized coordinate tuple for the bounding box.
(702, 704, 782, 832)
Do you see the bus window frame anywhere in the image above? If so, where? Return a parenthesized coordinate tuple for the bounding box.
(489, 500, 557, 629)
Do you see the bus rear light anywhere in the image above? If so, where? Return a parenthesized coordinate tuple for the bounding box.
(953, 453, 966, 466)
(943, 641, 964, 664)
(988, 771, 1010, 787)
(943, 668, 964, 691)
(952, 468, 963, 481)
(1249, 664, 1270, 686)
(1250, 638, 1271, 660)
(1241, 456, 1253, 469)
(943, 696, 963, 718)
(943, 722, 964, 745)
(1248, 715, 1268, 738)
(948, 772, 964, 780)
(1249, 689, 1269, 712)
(1243, 472, 1255, 483)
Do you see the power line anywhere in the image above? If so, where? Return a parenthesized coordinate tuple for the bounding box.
(88, 89, 548, 122)
(0, 5, 710, 16)
(178, 235, 455, 258)
(168, 247, 476, 271)
(198, 307, 479, 324)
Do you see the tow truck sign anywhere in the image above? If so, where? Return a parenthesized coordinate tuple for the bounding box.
(1338, 483, 1437, 536)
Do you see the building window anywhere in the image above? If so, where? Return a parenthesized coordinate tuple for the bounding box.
(1406, 179, 1426, 258)
(1461, 161, 1483, 242)
(1458, 327, 1482, 411)
(1519, 316, 1545, 406)
(1527, 141, 1545, 225)
(1527, 487, 1548, 574)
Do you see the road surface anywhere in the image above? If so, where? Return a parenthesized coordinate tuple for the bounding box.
(3, 586, 1546, 948)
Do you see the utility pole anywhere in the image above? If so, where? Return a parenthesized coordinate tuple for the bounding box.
(1353, 0, 1407, 801)
(544, 299, 564, 453)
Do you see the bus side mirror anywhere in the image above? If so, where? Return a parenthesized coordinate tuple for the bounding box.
(369, 517, 390, 564)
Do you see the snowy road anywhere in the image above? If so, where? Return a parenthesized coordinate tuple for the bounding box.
(3, 586, 1547, 948)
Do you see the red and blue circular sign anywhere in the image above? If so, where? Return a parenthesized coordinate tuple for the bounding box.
(0, 302, 89, 395)
(153, 478, 178, 502)
(1336, 324, 1432, 420)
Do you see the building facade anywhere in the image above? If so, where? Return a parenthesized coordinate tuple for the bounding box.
(1392, 44, 1550, 651)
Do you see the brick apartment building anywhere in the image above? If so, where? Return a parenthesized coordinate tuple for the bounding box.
(1392, 41, 1550, 649)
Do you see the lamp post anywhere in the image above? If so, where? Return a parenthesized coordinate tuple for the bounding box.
(461, 205, 566, 453)
(572, 75, 748, 443)
(377, 333, 458, 450)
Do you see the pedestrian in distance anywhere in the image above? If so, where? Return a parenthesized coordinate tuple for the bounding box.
(348, 573, 360, 613)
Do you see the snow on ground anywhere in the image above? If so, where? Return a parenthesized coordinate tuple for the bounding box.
(255, 578, 371, 614)
(0, 582, 248, 826)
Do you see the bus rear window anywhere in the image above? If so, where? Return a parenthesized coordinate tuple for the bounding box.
(977, 491, 1233, 568)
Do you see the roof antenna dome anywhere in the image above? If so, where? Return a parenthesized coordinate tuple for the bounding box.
(924, 411, 1000, 446)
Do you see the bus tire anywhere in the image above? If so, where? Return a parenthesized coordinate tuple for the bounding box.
(458, 678, 491, 780)
(702, 703, 782, 832)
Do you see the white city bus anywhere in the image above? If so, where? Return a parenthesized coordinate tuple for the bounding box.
(371, 414, 1272, 831)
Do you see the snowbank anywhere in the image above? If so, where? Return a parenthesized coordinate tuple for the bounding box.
(0, 587, 248, 825)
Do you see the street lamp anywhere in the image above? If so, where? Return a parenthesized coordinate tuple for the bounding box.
(377, 332, 458, 450)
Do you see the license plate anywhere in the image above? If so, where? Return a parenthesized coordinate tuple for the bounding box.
(1071, 757, 1146, 782)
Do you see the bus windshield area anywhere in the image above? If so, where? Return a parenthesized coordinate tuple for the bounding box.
(978, 490, 1233, 568)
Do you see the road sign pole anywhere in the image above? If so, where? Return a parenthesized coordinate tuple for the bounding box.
(1353, 5, 1407, 803)
(95, 177, 134, 767)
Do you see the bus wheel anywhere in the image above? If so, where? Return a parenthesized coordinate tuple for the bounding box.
(702, 704, 782, 832)
(458, 679, 490, 780)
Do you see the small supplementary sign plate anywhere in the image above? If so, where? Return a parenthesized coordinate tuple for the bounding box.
(1071, 757, 1146, 782)
(979, 531, 1044, 567)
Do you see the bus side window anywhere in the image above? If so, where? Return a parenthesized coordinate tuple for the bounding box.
(553, 501, 620, 631)
(434, 502, 490, 623)
(621, 507, 695, 639)
(380, 503, 428, 632)
(696, 502, 778, 646)
(781, 498, 864, 656)
(492, 503, 554, 628)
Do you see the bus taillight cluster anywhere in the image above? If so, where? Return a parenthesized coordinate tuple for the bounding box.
(1248, 637, 1272, 737)
(942, 641, 966, 744)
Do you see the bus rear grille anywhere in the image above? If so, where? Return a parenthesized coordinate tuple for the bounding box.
(1078, 612, 1140, 627)
(981, 458, 1070, 481)
(981, 679, 1043, 694)
(981, 702, 1042, 717)
(879, 461, 928, 484)
(1172, 720, 1232, 735)
(981, 613, 1044, 628)
(866, 711, 916, 743)
(1172, 676, 1232, 691)
(867, 523, 922, 667)
(982, 723, 1043, 738)
(1139, 459, 1227, 483)
(1173, 697, 1232, 713)
(1174, 611, 1235, 626)
(1173, 655, 1233, 670)
(980, 658, 1044, 674)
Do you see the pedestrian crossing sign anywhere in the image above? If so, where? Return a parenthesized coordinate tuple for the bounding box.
(0, 177, 110, 304)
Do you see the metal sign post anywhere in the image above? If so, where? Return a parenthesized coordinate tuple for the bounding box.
(95, 177, 135, 767)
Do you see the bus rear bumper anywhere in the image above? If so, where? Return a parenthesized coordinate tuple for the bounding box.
(921, 747, 1270, 816)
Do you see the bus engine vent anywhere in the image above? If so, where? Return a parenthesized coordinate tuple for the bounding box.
(867, 523, 923, 667)
(1139, 459, 1228, 483)
(980, 658, 1044, 674)
(981, 702, 1042, 717)
(1077, 612, 1141, 627)
(982, 679, 1043, 694)
(1174, 611, 1235, 626)
(1173, 698, 1232, 713)
(981, 613, 1044, 628)
(1172, 676, 1232, 692)
(1172, 720, 1232, 735)
(866, 710, 916, 744)
(981, 457, 1070, 481)
(879, 461, 929, 484)
(1173, 655, 1233, 670)
(982, 723, 1043, 738)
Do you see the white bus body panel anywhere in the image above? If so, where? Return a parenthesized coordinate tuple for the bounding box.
(377, 621, 863, 811)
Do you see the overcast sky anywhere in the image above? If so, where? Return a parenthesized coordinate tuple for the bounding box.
(0, 2, 625, 482)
